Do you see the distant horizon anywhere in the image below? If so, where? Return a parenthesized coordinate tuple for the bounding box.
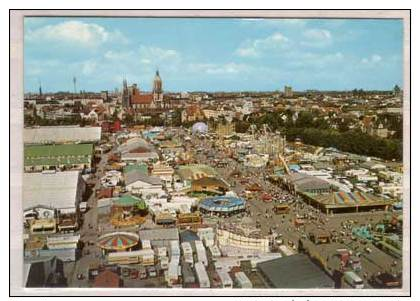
(24, 17, 403, 93)
(24, 87, 400, 95)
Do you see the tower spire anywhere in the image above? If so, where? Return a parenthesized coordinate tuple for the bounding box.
(73, 76, 77, 95)
(38, 79, 42, 96)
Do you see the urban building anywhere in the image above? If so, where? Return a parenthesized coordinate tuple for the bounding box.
(284, 85, 293, 97)
(23, 170, 86, 215)
(257, 254, 334, 288)
(23, 126, 101, 145)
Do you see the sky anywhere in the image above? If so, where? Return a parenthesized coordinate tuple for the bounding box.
(24, 17, 403, 93)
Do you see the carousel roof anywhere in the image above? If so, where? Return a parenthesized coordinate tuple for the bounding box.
(97, 232, 139, 251)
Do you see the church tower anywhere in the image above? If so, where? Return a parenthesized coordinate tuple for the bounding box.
(152, 69, 163, 107)
(122, 78, 130, 108)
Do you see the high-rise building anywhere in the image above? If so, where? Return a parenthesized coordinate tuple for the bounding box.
(284, 85, 293, 97)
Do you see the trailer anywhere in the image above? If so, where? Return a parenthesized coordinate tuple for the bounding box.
(194, 262, 210, 288)
(209, 245, 222, 260)
(181, 242, 193, 256)
(107, 249, 155, 266)
(194, 240, 208, 267)
(160, 256, 169, 270)
(155, 246, 167, 258)
(167, 260, 180, 287)
(142, 239, 151, 249)
(169, 240, 181, 259)
(234, 271, 253, 288)
(217, 270, 233, 288)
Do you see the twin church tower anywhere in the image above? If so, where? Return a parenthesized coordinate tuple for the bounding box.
(122, 70, 165, 109)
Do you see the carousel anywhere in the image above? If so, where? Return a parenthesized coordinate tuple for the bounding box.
(97, 231, 139, 255)
(110, 195, 147, 228)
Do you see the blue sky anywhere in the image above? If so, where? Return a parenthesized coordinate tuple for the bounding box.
(24, 17, 403, 93)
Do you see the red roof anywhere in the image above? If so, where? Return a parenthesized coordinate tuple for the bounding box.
(186, 105, 200, 115)
(131, 93, 153, 105)
(93, 270, 121, 287)
(129, 146, 151, 154)
(96, 188, 114, 199)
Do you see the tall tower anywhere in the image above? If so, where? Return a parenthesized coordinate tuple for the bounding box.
(284, 85, 293, 97)
(73, 76, 77, 95)
(122, 78, 129, 108)
(152, 69, 163, 107)
(38, 80, 42, 97)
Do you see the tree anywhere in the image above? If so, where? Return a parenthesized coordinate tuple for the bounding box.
(124, 114, 134, 126)
(393, 84, 401, 95)
(295, 111, 314, 128)
(234, 118, 250, 133)
(337, 119, 350, 132)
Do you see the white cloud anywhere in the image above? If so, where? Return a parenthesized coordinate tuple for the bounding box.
(25, 59, 61, 76)
(301, 29, 332, 47)
(236, 47, 258, 58)
(25, 21, 126, 47)
(139, 46, 179, 61)
(372, 54, 382, 62)
(304, 29, 332, 40)
(81, 60, 97, 75)
(280, 19, 307, 26)
(236, 32, 290, 58)
(204, 63, 249, 75)
(240, 19, 307, 28)
(288, 52, 344, 68)
(361, 54, 382, 64)
(102, 46, 179, 68)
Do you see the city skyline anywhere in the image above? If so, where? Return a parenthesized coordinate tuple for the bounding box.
(24, 17, 403, 93)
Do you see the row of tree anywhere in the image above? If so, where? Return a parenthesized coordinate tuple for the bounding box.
(284, 127, 402, 161)
(24, 114, 91, 127)
(235, 110, 403, 161)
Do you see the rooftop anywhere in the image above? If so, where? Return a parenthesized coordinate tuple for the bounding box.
(285, 173, 331, 191)
(257, 254, 334, 288)
(93, 270, 120, 288)
(124, 170, 162, 186)
(118, 137, 150, 154)
(304, 191, 393, 208)
(24, 126, 101, 145)
(131, 93, 153, 105)
(191, 177, 229, 189)
(24, 143, 93, 167)
(23, 171, 82, 211)
(123, 163, 148, 175)
(113, 195, 146, 208)
(177, 164, 218, 181)
(138, 228, 179, 241)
